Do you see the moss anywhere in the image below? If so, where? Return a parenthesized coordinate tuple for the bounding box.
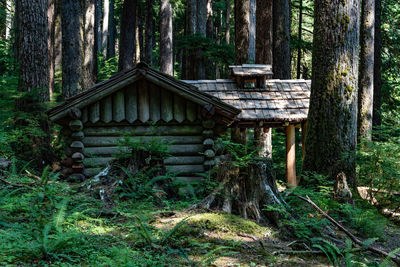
(187, 213, 271, 237)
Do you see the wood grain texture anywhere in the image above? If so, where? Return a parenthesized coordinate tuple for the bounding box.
(100, 96, 112, 123)
(161, 89, 173, 122)
(113, 91, 125, 122)
(149, 84, 161, 122)
(174, 94, 186, 122)
(138, 80, 150, 122)
(125, 84, 138, 123)
(89, 102, 100, 123)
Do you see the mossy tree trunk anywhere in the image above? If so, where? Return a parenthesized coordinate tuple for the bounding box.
(358, 0, 375, 140)
(303, 0, 360, 187)
(373, 0, 382, 127)
(160, 0, 173, 76)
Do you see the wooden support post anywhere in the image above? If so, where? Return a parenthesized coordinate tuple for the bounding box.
(286, 125, 297, 186)
(301, 121, 307, 160)
(254, 126, 272, 158)
(240, 128, 247, 145)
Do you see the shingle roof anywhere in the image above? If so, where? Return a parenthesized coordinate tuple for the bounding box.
(229, 64, 273, 76)
(184, 79, 311, 123)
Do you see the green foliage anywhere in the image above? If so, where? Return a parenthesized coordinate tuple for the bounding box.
(97, 55, 119, 82)
(357, 126, 400, 214)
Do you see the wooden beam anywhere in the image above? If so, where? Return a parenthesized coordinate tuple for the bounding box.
(286, 125, 297, 186)
(301, 121, 307, 160)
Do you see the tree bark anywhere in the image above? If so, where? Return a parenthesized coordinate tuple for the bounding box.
(225, 0, 231, 44)
(48, 0, 55, 99)
(16, 0, 49, 103)
(373, 0, 382, 127)
(255, 0, 273, 65)
(95, 0, 102, 53)
(102, 0, 109, 55)
(54, 0, 62, 72)
(196, 0, 207, 79)
(137, 2, 144, 62)
(160, 0, 173, 76)
(118, 0, 137, 71)
(107, 0, 115, 59)
(249, 0, 256, 63)
(83, 0, 97, 90)
(184, 0, 197, 79)
(144, 0, 154, 65)
(234, 0, 250, 64)
(61, 0, 82, 98)
(296, 0, 303, 79)
(303, 0, 360, 187)
(358, 0, 375, 140)
(272, 0, 291, 79)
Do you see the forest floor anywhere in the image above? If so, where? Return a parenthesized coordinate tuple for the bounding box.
(1, 172, 400, 266)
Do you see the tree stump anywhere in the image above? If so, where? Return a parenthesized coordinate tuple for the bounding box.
(189, 158, 286, 225)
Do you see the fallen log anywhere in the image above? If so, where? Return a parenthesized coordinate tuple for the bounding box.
(297, 194, 400, 265)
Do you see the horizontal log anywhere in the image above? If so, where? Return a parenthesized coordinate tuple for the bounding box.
(84, 144, 203, 156)
(166, 165, 204, 175)
(164, 156, 204, 165)
(83, 125, 203, 136)
(83, 135, 203, 147)
(83, 157, 114, 167)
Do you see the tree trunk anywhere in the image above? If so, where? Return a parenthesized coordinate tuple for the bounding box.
(54, 0, 62, 72)
(358, 0, 375, 140)
(138, 2, 144, 62)
(373, 0, 382, 127)
(82, 0, 97, 90)
(248, 0, 256, 63)
(272, 0, 291, 79)
(296, 0, 303, 79)
(225, 0, 230, 45)
(160, 0, 173, 76)
(118, 0, 137, 71)
(95, 0, 102, 53)
(234, 0, 250, 64)
(61, 0, 82, 98)
(303, 0, 360, 187)
(255, 0, 273, 65)
(184, 0, 197, 79)
(255, 1, 273, 159)
(196, 0, 207, 79)
(107, 0, 115, 59)
(144, 0, 154, 65)
(16, 0, 49, 103)
(102, 0, 109, 55)
(48, 0, 55, 99)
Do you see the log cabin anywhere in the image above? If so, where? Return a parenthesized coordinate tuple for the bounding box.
(47, 63, 311, 185)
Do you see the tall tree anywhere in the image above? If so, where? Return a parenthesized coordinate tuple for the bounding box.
(107, 0, 116, 58)
(255, 0, 273, 65)
(160, 0, 173, 75)
(144, 0, 154, 65)
(272, 0, 290, 79)
(48, 0, 56, 99)
(183, 0, 197, 79)
(303, 0, 360, 187)
(196, 0, 207, 79)
(373, 0, 382, 127)
(234, 0, 250, 64)
(119, 0, 137, 71)
(61, 0, 82, 98)
(249, 0, 256, 62)
(358, 0, 375, 139)
(102, 0, 109, 55)
(95, 0, 102, 53)
(83, 0, 97, 90)
(255, 0, 273, 159)
(296, 0, 303, 79)
(225, 0, 231, 44)
(16, 0, 49, 103)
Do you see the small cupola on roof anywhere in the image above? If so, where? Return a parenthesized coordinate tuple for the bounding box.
(229, 64, 273, 89)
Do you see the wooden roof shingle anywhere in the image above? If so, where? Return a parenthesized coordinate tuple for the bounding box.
(184, 79, 311, 124)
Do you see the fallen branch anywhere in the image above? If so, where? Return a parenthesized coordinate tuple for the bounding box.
(272, 249, 324, 255)
(297, 194, 400, 265)
(0, 176, 33, 189)
(25, 170, 41, 181)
